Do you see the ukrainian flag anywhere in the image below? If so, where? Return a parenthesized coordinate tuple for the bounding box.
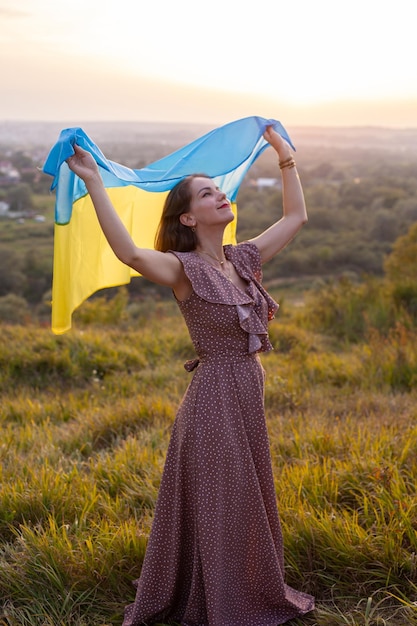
(43, 116, 294, 334)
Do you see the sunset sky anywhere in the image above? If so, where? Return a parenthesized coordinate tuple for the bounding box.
(1, 0, 416, 128)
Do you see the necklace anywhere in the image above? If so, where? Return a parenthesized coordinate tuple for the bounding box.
(199, 249, 226, 265)
(198, 249, 233, 281)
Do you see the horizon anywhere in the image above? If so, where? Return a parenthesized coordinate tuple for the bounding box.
(3, 119, 417, 156)
(2, 118, 417, 132)
(3, 119, 417, 160)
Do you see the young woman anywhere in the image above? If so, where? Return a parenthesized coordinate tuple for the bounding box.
(67, 126, 314, 626)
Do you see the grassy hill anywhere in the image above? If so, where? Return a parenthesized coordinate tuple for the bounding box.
(1, 122, 417, 624)
(0, 289, 416, 625)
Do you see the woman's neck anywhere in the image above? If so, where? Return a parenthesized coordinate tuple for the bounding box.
(196, 242, 225, 264)
(196, 230, 226, 259)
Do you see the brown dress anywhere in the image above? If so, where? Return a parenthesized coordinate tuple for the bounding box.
(123, 242, 314, 626)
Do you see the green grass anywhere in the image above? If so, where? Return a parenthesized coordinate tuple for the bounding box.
(1, 297, 417, 625)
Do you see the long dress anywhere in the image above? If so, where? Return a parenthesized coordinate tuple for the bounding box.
(123, 242, 314, 626)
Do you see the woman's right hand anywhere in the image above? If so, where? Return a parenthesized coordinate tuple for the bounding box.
(263, 126, 292, 162)
(67, 144, 100, 183)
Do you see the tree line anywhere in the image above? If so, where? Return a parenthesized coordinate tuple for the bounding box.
(0, 138, 416, 324)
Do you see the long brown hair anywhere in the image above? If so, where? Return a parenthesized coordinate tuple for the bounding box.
(154, 174, 210, 252)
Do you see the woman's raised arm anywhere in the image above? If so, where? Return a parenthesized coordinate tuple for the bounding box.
(66, 144, 185, 289)
(249, 126, 308, 263)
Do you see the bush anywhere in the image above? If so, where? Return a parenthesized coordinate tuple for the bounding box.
(384, 222, 417, 284)
(299, 276, 395, 342)
(73, 287, 129, 327)
(0, 293, 30, 324)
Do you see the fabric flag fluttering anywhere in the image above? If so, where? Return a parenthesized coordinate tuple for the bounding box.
(43, 115, 295, 334)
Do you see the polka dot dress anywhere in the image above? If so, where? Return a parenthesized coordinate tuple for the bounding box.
(123, 242, 314, 626)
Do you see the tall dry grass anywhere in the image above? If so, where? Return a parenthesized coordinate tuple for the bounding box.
(1, 284, 417, 625)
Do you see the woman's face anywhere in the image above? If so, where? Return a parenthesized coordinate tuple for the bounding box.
(187, 177, 234, 228)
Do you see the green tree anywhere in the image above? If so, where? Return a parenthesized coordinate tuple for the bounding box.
(384, 222, 417, 320)
(338, 179, 375, 210)
(371, 209, 399, 242)
(22, 249, 53, 304)
(0, 249, 25, 296)
(384, 222, 417, 284)
(7, 183, 33, 213)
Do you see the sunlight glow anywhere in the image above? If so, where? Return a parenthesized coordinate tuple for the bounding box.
(1, 0, 416, 124)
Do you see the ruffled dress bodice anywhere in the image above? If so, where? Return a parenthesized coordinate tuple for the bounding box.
(172, 242, 279, 364)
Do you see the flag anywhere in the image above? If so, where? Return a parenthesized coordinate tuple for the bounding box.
(43, 116, 294, 334)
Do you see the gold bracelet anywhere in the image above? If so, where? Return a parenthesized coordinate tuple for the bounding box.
(280, 159, 296, 170)
(279, 156, 293, 168)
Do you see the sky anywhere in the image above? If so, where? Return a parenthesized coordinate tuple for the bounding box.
(1, 0, 416, 128)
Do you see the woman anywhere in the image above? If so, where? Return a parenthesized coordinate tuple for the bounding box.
(67, 126, 314, 626)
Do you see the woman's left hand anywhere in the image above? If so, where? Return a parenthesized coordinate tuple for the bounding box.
(263, 126, 292, 162)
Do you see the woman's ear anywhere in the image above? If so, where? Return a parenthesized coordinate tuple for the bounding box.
(179, 213, 196, 228)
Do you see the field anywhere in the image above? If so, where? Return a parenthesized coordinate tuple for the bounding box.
(1, 283, 417, 626)
(1, 121, 417, 624)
